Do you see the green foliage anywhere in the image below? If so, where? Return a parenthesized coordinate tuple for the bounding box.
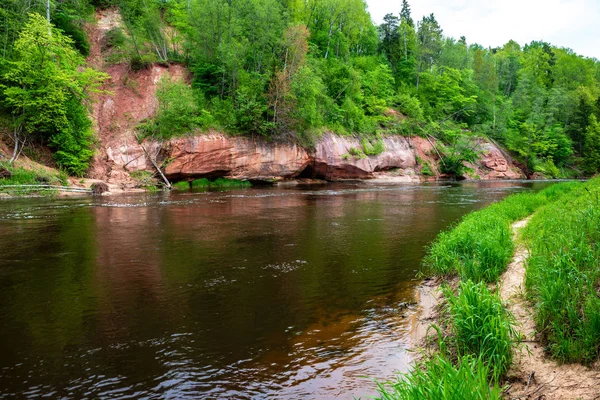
(139, 77, 214, 139)
(347, 146, 366, 159)
(582, 115, 600, 174)
(375, 355, 501, 400)
(523, 178, 600, 363)
(50, 98, 95, 176)
(437, 133, 479, 178)
(0, 161, 68, 195)
(0, 13, 107, 176)
(52, 9, 91, 56)
(443, 281, 517, 381)
(421, 162, 434, 176)
(361, 137, 385, 155)
(393, 92, 424, 121)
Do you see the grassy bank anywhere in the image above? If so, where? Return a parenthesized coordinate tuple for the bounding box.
(422, 181, 582, 283)
(376, 181, 585, 399)
(0, 162, 69, 196)
(172, 177, 252, 190)
(522, 177, 600, 364)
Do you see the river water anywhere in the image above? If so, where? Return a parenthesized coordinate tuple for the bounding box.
(0, 181, 549, 399)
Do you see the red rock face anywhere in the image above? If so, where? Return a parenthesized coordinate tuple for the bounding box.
(164, 133, 311, 181)
(159, 133, 522, 182)
(162, 133, 419, 181)
(310, 134, 416, 180)
(470, 141, 524, 180)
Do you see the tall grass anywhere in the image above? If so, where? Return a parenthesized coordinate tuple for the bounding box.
(375, 354, 502, 400)
(523, 177, 600, 364)
(443, 280, 517, 382)
(370, 180, 586, 399)
(423, 181, 582, 283)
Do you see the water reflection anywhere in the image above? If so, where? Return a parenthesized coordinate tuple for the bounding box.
(0, 182, 549, 398)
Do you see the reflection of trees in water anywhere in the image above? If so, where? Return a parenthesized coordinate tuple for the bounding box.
(0, 182, 548, 397)
(0, 208, 98, 393)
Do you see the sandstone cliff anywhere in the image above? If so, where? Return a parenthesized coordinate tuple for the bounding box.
(86, 9, 524, 187)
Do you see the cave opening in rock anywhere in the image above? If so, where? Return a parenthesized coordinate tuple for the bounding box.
(296, 164, 326, 180)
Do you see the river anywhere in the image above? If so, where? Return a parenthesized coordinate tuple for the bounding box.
(0, 181, 549, 399)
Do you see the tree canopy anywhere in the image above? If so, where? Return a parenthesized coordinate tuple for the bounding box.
(1, 0, 600, 176)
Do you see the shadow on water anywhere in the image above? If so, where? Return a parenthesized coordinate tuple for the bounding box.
(0, 181, 552, 398)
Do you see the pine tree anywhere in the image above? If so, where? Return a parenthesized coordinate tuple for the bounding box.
(400, 0, 414, 27)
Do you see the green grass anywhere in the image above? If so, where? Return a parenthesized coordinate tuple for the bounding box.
(523, 177, 600, 364)
(386, 180, 586, 398)
(0, 162, 68, 196)
(423, 181, 582, 282)
(172, 181, 191, 190)
(173, 177, 252, 190)
(375, 354, 502, 400)
(443, 280, 517, 382)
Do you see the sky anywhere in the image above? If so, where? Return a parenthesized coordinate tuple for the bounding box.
(366, 0, 600, 59)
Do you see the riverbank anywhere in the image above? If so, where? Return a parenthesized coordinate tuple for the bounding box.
(393, 179, 600, 399)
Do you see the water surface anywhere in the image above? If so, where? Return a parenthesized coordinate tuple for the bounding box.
(0, 181, 549, 399)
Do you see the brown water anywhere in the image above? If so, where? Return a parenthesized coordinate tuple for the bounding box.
(0, 181, 549, 399)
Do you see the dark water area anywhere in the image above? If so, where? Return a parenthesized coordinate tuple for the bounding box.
(0, 181, 551, 399)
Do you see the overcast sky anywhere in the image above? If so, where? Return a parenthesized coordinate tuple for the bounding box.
(366, 0, 600, 59)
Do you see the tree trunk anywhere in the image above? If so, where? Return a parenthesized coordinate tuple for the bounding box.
(9, 125, 23, 164)
(46, 0, 51, 36)
(324, 20, 334, 59)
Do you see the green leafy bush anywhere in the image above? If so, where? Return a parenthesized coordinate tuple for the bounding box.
(0, 14, 106, 176)
(393, 92, 424, 121)
(361, 137, 385, 155)
(139, 77, 215, 139)
(50, 98, 94, 176)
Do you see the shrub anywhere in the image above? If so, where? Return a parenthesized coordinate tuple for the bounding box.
(50, 98, 95, 176)
(348, 147, 366, 159)
(361, 137, 385, 156)
(139, 77, 215, 139)
(393, 92, 424, 121)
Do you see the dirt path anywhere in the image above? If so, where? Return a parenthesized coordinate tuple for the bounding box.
(500, 219, 600, 400)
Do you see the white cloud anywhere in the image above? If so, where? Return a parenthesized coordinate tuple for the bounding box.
(366, 0, 600, 59)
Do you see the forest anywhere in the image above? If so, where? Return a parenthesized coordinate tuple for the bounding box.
(1, 0, 600, 177)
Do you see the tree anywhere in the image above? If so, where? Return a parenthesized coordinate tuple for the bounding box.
(395, 1, 417, 86)
(378, 13, 400, 72)
(0, 13, 107, 174)
(495, 40, 521, 96)
(269, 24, 310, 132)
(583, 114, 600, 175)
(400, 0, 413, 28)
(416, 13, 443, 91)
